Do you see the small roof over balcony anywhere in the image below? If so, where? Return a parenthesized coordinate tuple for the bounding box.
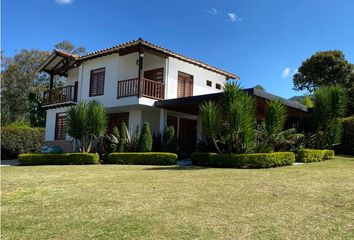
(38, 50, 79, 77)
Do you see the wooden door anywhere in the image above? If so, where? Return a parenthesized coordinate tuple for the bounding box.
(177, 72, 193, 98)
(107, 113, 129, 134)
(178, 118, 197, 153)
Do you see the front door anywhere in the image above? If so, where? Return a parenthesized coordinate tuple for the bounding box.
(178, 118, 197, 153)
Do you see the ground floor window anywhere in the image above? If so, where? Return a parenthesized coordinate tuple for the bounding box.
(55, 112, 67, 140)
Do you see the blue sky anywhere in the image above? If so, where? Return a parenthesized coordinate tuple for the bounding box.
(2, 0, 354, 98)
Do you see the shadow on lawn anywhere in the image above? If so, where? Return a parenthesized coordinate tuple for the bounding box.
(143, 166, 207, 171)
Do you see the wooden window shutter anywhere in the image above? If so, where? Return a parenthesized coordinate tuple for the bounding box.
(55, 112, 67, 140)
(90, 68, 105, 96)
(177, 72, 193, 97)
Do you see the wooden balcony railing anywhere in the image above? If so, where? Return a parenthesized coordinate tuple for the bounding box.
(117, 78, 165, 100)
(43, 85, 77, 106)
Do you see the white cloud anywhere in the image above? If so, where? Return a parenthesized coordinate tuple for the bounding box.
(227, 12, 242, 22)
(55, 0, 74, 5)
(282, 68, 291, 78)
(204, 8, 220, 15)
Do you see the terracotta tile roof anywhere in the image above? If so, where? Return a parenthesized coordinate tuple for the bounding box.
(79, 38, 239, 79)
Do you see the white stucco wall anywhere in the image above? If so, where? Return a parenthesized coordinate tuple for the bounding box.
(45, 106, 69, 141)
(66, 68, 79, 86)
(166, 57, 227, 99)
(128, 110, 142, 135)
(78, 53, 139, 107)
(141, 110, 160, 134)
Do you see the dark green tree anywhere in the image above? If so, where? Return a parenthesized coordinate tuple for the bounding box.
(293, 50, 353, 92)
(117, 122, 128, 152)
(293, 50, 354, 114)
(138, 122, 153, 152)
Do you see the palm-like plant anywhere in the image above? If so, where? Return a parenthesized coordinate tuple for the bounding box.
(313, 85, 347, 149)
(199, 101, 221, 153)
(265, 99, 287, 136)
(256, 99, 303, 152)
(199, 82, 256, 153)
(67, 100, 107, 152)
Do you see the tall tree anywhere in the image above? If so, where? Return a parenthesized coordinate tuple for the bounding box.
(293, 50, 353, 92)
(293, 50, 354, 114)
(1, 49, 50, 125)
(54, 40, 86, 55)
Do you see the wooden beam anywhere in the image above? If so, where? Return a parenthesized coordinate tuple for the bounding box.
(137, 45, 144, 98)
(49, 74, 54, 89)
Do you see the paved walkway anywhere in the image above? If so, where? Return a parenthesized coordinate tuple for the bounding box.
(1, 159, 20, 166)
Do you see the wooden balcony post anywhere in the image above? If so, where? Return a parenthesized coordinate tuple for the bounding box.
(49, 74, 54, 89)
(138, 46, 144, 98)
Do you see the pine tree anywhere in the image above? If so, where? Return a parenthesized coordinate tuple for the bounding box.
(117, 122, 128, 152)
(138, 122, 153, 152)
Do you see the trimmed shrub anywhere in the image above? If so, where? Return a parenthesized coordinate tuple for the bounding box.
(107, 152, 178, 165)
(18, 153, 100, 165)
(138, 122, 153, 152)
(191, 152, 295, 168)
(117, 122, 128, 152)
(1, 126, 45, 160)
(297, 149, 335, 163)
(161, 126, 177, 153)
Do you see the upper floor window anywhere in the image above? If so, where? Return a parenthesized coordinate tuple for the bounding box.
(177, 71, 193, 98)
(55, 112, 67, 140)
(215, 83, 221, 90)
(89, 68, 105, 96)
(144, 68, 164, 82)
(206, 80, 212, 87)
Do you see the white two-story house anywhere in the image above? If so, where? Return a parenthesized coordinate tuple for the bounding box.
(39, 38, 309, 152)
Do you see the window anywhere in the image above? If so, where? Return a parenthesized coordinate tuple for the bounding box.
(89, 68, 105, 96)
(206, 80, 212, 87)
(177, 72, 193, 97)
(55, 112, 67, 140)
(215, 83, 221, 90)
(144, 68, 164, 82)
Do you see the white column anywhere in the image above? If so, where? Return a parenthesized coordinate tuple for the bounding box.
(128, 110, 142, 135)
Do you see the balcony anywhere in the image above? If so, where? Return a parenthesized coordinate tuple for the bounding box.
(42, 85, 77, 107)
(117, 78, 165, 100)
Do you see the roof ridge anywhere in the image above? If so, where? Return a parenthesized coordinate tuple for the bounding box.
(78, 38, 239, 79)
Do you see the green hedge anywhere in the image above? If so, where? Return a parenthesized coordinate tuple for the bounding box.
(191, 152, 295, 168)
(107, 152, 178, 165)
(297, 149, 335, 163)
(19, 153, 100, 166)
(1, 126, 45, 160)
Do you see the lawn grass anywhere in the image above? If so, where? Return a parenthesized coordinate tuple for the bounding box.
(1, 155, 354, 239)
